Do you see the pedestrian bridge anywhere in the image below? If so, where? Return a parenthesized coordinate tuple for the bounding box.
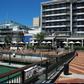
(0, 50, 76, 84)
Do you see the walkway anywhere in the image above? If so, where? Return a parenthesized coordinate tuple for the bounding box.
(55, 51, 84, 83)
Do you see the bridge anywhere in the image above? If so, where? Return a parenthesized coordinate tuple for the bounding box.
(0, 50, 76, 84)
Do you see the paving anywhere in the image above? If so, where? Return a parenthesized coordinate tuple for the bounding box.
(55, 51, 84, 83)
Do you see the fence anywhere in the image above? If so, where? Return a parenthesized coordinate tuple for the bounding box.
(0, 50, 76, 84)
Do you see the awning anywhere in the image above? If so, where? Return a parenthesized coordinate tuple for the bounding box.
(42, 41, 46, 44)
(75, 41, 80, 44)
(47, 41, 51, 44)
(63, 41, 68, 44)
(69, 41, 74, 44)
(0, 42, 4, 44)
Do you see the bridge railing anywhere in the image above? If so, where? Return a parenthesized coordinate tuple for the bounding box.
(0, 50, 76, 84)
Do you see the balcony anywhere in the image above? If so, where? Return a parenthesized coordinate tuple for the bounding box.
(74, 12, 84, 15)
(74, 25, 84, 27)
(75, 31, 84, 34)
(42, 13, 70, 17)
(43, 25, 70, 28)
(42, 19, 70, 22)
(43, 7, 70, 11)
(76, 6, 84, 9)
(74, 19, 84, 21)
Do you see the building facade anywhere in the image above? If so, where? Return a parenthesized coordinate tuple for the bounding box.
(0, 21, 28, 46)
(41, 0, 84, 47)
(33, 17, 40, 27)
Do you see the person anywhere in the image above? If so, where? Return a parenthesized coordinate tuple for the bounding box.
(74, 49, 78, 57)
(75, 51, 78, 56)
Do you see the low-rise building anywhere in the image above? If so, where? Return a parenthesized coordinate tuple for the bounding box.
(0, 20, 28, 47)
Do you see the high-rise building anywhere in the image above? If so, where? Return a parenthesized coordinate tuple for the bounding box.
(41, 0, 84, 37)
(33, 17, 40, 27)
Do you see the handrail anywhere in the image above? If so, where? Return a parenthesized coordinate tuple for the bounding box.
(0, 50, 75, 83)
(0, 59, 47, 79)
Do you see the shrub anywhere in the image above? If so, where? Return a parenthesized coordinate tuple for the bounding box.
(74, 46, 84, 50)
(64, 46, 70, 50)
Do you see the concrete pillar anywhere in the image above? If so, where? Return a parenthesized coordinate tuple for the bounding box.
(70, 2, 73, 35)
(66, 39, 68, 47)
(64, 63, 69, 75)
(82, 39, 83, 47)
(45, 61, 48, 81)
(21, 71, 25, 83)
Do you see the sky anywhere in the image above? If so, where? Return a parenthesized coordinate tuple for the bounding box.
(0, 0, 49, 26)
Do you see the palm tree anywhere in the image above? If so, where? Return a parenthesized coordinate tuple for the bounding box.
(35, 32, 45, 48)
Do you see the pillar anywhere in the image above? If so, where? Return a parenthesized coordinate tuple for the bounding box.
(82, 39, 83, 47)
(45, 61, 48, 81)
(66, 39, 68, 47)
(21, 71, 25, 83)
(64, 63, 69, 75)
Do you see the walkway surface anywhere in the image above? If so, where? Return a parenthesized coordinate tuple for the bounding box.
(55, 51, 84, 83)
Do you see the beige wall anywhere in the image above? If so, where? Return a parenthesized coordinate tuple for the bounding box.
(33, 17, 40, 27)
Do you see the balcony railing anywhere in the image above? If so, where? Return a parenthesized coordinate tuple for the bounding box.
(42, 13, 70, 17)
(43, 7, 70, 11)
(76, 6, 84, 9)
(74, 25, 84, 27)
(43, 25, 70, 28)
(42, 19, 70, 22)
(74, 12, 84, 15)
(74, 19, 84, 21)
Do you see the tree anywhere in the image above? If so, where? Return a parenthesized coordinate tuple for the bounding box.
(4, 35, 12, 49)
(35, 32, 45, 47)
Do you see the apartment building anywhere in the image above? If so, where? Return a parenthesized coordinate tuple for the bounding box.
(41, 0, 84, 47)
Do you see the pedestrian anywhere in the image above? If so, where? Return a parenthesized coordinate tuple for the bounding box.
(74, 49, 78, 57)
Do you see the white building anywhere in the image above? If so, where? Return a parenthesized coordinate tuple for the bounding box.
(41, 0, 84, 47)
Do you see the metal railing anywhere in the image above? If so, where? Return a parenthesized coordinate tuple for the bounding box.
(0, 50, 76, 84)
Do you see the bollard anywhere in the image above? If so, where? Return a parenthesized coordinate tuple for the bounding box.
(64, 63, 69, 75)
(45, 61, 48, 81)
(21, 71, 25, 83)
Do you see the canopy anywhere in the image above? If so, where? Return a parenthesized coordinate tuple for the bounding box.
(75, 41, 80, 44)
(63, 41, 68, 44)
(42, 41, 46, 44)
(69, 41, 74, 44)
(47, 41, 51, 44)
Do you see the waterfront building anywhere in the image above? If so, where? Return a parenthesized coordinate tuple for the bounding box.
(41, 0, 84, 47)
(0, 21, 28, 46)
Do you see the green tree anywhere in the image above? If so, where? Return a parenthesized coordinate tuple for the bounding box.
(4, 35, 12, 48)
(35, 32, 45, 48)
